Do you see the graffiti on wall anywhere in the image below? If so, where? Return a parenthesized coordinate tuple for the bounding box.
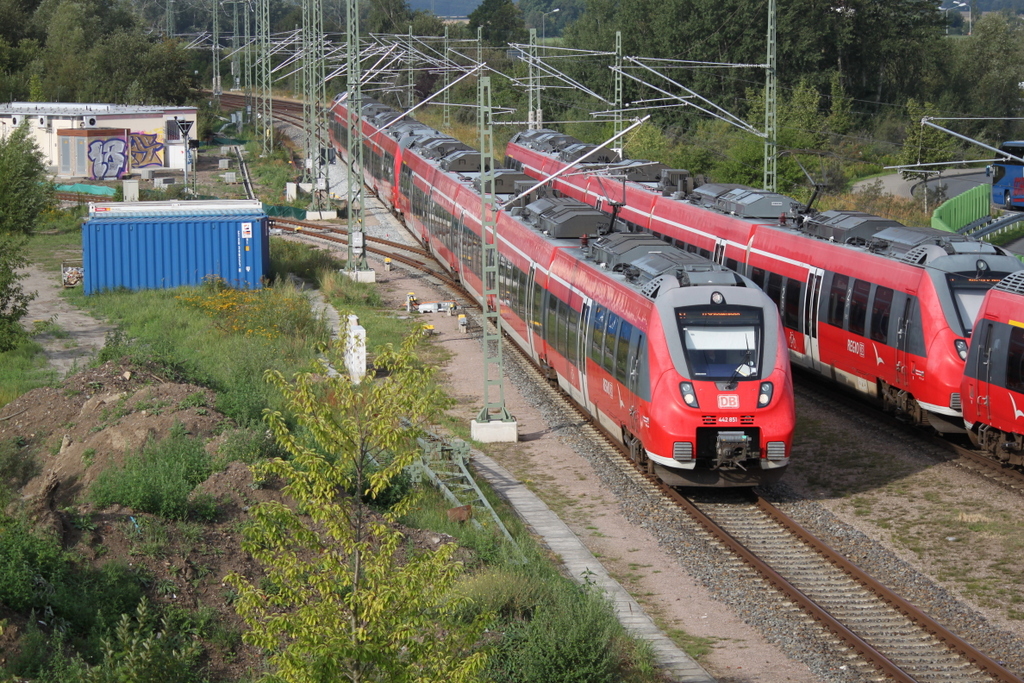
(129, 132, 164, 167)
(87, 137, 127, 179)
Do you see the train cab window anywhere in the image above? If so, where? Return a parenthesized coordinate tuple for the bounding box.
(870, 286, 893, 344)
(944, 271, 1013, 337)
(766, 273, 783, 309)
(1007, 327, 1024, 393)
(827, 274, 849, 328)
(615, 321, 633, 384)
(603, 314, 621, 375)
(848, 279, 871, 337)
(782, 278, 802, 330)
(675, 306, 763, 381)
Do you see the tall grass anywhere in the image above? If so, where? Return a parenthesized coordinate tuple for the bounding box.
(818, 180, 933, 226)
(90, 422, 215, 521)
(69, 278, 327, 425)
(0, 339, 57, 409)
(270, 237, 344, 281)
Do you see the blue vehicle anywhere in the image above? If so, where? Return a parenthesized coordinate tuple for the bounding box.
(990, 141, 1024, 208)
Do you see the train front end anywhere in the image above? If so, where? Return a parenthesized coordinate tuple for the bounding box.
(644, 277, 795, 487)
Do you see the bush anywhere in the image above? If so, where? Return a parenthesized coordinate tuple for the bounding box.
(90, 422, 213, 520)
(488, 584, 623, 683)
(214, 426, 286, 468)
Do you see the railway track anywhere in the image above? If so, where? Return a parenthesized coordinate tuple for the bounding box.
(498, 335, 1023, 682)
(226, 91, 1024, 680)
(269, 216, 462, 291)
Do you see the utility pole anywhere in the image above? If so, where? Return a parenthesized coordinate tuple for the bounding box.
(443, 26, 451, 130)
(212, 0, 221, 105)
(166, 0, 175, 37)
(407, 25, 415, 109)
(243, 1, 252, 120)
(231, 1, 240, 91)
(302, 0, 327, 208)
(528, 29, 538, 129)
(471, 74, 517, 443)
(613, 31, 623, 148)
(344, 0, 371, 279)
(763, 0, 777, 192)
(256, 0, 273, 155)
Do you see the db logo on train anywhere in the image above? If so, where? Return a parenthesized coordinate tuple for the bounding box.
(718, 394, 740, 409)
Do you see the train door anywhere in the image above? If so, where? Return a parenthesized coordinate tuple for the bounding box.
(895, 297, 916, 389)
(969, 320, 996, 424)
(576, 297, 593, 407)
(802, 267, 824, 371)
(456, 211, 467, 284)
(712, 239, 727, 265)
(526, 265, 539, 359)
(625, 327, 645, 447)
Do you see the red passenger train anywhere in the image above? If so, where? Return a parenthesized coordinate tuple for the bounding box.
(505, 129, 1024, 432)
(962, 271, 1024, 464)
(328, 98, 795, 486)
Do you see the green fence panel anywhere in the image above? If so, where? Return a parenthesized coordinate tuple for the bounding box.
(932, 183, 990, 232)
(55, 183, 117, 196)
(262, 203, 306, 220)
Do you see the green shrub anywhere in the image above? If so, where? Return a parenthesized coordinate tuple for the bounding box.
(488, 585, 622, 683)
(90, 423, 213, 520)
(214, 426, 286, 468)
(270, 238, 343, 282)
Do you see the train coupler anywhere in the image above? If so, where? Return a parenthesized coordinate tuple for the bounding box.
(714, 431, 752, 469)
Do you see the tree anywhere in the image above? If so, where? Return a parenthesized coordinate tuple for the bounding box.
(898, 99, 960, 168)
(0, 122, 51, 236)
(468, 0, 527, 46)
(0, 234, 33, 352)
(226, 330, 489, 683)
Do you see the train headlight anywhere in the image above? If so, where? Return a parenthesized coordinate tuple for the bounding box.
(679, 382, 699, 408)
(954, 338, 968, 361)
(757, 382, 774, 407)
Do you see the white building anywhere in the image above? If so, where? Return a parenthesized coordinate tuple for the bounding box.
(0, 102, 199, 181)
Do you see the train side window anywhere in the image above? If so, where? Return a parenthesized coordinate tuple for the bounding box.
(546, 292, 558, 347)
(591, 306, 607, 366)
(848, 279, 871, 337)
(783, 278, 802, 330)
(1007, 327, 1024, 393)
(556, 297, 569, 358)
(869, 286, 893, 344)
(604, 314, 620, 375)
(766, 272, 783, 309)
(615, 321, 633, 384)
(827, 274, 849, 327)
(636, 333, 651, 400)
(567, 303, 579, 367)
(751, 268, 766, 289)
(725, 258, 739, 272)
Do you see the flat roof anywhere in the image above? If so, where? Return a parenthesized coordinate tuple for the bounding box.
(0, 102, 196, 116)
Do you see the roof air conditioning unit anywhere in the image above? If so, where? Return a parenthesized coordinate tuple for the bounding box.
(10, 115, 20, 126)
(82, 116, 98, 128)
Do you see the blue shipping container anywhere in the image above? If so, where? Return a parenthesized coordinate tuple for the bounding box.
(82, 213, 270, 294)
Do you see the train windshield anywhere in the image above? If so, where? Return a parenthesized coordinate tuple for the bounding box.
(676, 306, 763, 381)
(945, 272, 1012, 336)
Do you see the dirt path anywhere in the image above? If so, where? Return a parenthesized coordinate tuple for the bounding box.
(18, 267, 112, 378)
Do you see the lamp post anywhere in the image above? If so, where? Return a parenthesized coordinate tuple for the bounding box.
(953, 0, 971, 35)
(541, 8, 559, 45)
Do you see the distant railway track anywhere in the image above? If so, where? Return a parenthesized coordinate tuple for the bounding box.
(269, 216, 461, 291)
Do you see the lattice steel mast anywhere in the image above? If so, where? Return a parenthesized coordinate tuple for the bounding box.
(442, 26, 451, 130)
(256, 0, 273, 155)
(614, 31, 623, 144)
(301, 0, 327, 206)
(527, 29, 538, 129)
(763, 0, 777, 192)
(476, 74, 512, 425)
(212, 0, 221, 105)
(345, 0, 368, 271)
